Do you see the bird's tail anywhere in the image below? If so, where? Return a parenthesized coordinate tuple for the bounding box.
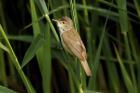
(80, 60, 92, 77)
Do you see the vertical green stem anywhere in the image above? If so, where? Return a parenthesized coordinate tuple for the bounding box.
(0, 49, 7, 86)
(0, 25, 35, 93)
(123, 33, 137, 93)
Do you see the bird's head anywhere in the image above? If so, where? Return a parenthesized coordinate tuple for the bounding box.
(52, 16, 73, 34)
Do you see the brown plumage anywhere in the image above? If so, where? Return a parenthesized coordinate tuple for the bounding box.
(53, 16, 92, 76)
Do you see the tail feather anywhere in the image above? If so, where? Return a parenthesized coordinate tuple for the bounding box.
(80, 60, 92, 77)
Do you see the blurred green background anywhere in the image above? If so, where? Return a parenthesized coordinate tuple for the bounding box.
(0, 0, 140, 93)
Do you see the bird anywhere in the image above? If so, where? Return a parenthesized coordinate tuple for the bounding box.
(52, 16, 92, 76)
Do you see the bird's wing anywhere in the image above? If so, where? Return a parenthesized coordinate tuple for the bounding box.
(73, 30, 87, 53)
(61, 29, 86, 60)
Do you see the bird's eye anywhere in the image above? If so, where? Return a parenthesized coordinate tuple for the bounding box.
(62, 21, 65, 24)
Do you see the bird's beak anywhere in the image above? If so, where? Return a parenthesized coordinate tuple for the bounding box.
(52, 19, 58, 24)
